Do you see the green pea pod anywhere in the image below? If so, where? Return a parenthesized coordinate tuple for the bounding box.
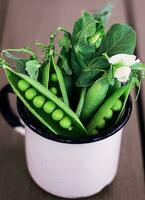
(76, 88, 87, 117)
(4, 66, 87, 136)
(87, 83, 131, 133)
(41, 60, 51, 88)
(39, 52, 69, 106)
(52, 56, 69, 106)
(81, 75, 109, 123)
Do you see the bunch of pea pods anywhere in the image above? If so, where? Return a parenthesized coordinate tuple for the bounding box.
(0, 11, 144, 139)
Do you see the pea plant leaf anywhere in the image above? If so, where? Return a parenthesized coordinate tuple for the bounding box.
(76, 56, 109, 87)
(130, 62, 145, 71)
(26, 60, 41, 80)
(58, 33, 71, 51)
(71, 48, 82, 79)
(71, 12, 104, 79)
(58, 50, 72, 75)
(96, 23, 136, 56)
(58, 31, 72, 75)
(2, 51, 29, 74)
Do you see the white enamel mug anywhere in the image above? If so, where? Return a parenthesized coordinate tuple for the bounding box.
(0, 85, 132, 198)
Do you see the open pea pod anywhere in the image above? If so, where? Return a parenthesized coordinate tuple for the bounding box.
(40, 60, 51, 89)
(41, 55, 69, 106)
(38, 41, 69, 107)
(51, 56, 69, 106)
(4, 66, 87, 136)
(87, 83, 131, 134)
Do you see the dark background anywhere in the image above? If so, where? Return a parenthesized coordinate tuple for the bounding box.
(0, 0, 145, 199)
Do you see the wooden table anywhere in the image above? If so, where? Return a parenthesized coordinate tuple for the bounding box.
(0, 0, 145, 199)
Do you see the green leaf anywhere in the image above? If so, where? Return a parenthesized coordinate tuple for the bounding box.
(96, 24, 136, 56)
(58, 33, 71, 51)
(130, 63, 145, 70)
(2, 48, 37, 75)
(59, 53, 72, 75)
(26, 60, 41, 80)
(58, 30, 72, 75)
(129, 63, 145, 86)
(58, 46, 72, 75)
(71, 12, 104, 79)
(71, 48, 82, 79)
(76, 56, 109, 87)
(2, 51, 29, 74)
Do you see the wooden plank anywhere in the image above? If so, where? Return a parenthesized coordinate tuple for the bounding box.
(123, 0, 145, 171)
(129, 0, 145, 170)
(0, 0, 144, 199)
(0, 0, 9, 49)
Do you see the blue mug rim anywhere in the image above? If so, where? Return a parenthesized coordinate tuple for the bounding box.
(17, 96, 132, 144)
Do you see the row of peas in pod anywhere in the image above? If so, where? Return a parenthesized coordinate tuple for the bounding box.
(44, 55, 69, 106)
(18, 79, 72, 130)
(49, 73, 58, 94)
(86, 84, 130, 134)
(5, 66, 87, 136)
(89, 99, 123, 135)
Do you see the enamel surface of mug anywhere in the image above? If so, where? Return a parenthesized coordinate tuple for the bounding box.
(25, 125, 123, 198)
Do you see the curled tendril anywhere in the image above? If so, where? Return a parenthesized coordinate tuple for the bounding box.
(1, 48, 37, 59)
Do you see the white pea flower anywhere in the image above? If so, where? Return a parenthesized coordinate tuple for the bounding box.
(109, 54, 140, 66)
(114, 66, 131, 83)
(109, 54, 140, 83)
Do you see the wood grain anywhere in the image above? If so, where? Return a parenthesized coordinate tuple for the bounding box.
(0, 0, 9, 49)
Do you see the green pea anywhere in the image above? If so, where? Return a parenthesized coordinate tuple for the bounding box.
(43, 101, 56, 114)
(59, 116, 72, 129)
(33, 96, 45, 108)
(104, 109, 113, 120)
(52, 109, 64, 121)
(90, 129, 99, 135)
(112, 99, 122, 111)
(50, 73, 58, 82)
(18, 79, 30, 91)
(25, 88, 37, 100)
(50, 87, 57, 95)
(95, 119, 106, 129)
